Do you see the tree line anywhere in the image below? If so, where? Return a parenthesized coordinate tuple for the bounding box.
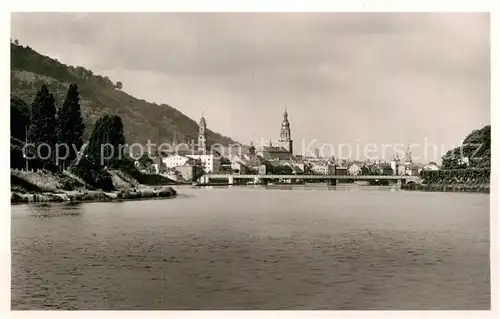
(11, 83, 127, 173)
(11, 39, 124, 91)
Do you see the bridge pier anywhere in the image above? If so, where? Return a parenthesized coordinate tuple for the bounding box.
(327, 179, 337, 186)
(254, 176, 262, 185)
(228, 176, 234, 185)
(396, 179, 402, 187)
(200, 175, 210, 184)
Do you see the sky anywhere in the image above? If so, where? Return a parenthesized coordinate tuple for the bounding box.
(11, 13, 490, 162)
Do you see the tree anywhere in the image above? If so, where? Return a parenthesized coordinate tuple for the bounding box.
(27, 84, 57, 168)
(109, 115, 126, 148)
(271, 165, 293, 175)
(115, 81, 123, 90)
(56, 83, 85, 170)
(192, 166, 205, 182)
(85, 114, 127, 167)
(137, 153, 153, 169)
(10, 96, 30, 141)
(11, 96, 31, 169)
(14, 39, 19, 45)
(442, 125, 490, 169)
(360, 165, 370, 175)
(104, 76, 113, 87)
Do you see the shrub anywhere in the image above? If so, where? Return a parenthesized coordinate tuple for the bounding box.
(421, 168, 490, 185)
(71, 158, 114, 191)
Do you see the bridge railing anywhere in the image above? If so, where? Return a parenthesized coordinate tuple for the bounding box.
(205, 174, 417, 180)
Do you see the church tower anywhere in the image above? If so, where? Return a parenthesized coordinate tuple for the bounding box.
(198, 113, 207, 153)
(404, 146, 412, 164)
(278, 108, 293, 155)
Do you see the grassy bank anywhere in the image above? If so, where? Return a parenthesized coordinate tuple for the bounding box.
(11, 186, 177, 204)
(11, 168, 177, 204)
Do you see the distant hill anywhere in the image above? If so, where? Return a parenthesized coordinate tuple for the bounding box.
(10, 41, 237, 148)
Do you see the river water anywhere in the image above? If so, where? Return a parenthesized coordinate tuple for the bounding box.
(11, 186, 490, 310)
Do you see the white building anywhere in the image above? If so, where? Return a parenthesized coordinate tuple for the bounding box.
(423, 162, 439, 171)
(310, 161, 335, 175)
(188, 154, 221, 173)
(162, 155, 191, 169)
(458, 156, 470, 166)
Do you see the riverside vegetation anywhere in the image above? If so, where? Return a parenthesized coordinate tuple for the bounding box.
(11, 81, 176, 204)
(9, 39, 243, 203)
(403, 125, 491, 193)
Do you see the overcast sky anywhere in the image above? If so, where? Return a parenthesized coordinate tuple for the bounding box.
(11, 13, 490, 162)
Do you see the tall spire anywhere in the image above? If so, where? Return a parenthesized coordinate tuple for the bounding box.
(279, 106, 293, 155)
(405, 146, 412, 163)
(198, 113, 207, 152)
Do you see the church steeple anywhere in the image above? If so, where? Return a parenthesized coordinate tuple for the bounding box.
(279, 107, 293, 155)
(405, 146, 412, 164)
(198, 113, 207, 152)
(280, 108, 291, 141)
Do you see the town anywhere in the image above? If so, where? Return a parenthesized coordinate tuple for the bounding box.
(133, 110, 440, 185)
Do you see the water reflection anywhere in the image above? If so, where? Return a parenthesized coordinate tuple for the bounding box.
(27, 203, 84, 218)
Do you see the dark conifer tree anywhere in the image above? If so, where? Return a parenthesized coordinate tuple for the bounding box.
(85, 114, 127, 167)
(57, 83, 85, 170)
(10, 96, 31, 141)
(27, 84, 57, 168)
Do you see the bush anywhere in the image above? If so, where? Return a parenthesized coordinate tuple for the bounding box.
(421, 168, 490, 185)
(71, 158, 114, 191)
(60, 177, 82, 191)
(112, 158, 175, 185)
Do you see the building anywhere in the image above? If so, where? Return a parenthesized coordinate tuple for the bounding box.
(335, 166, 348, 176)
(162, 155, 191, 169)
(278, 109, 293, 155)
(378, 163, 394, 175)
(256, 144, 294, 160)
(278, 160, 306, 174)
(253, 110, 295, 160)
(314, 148, 320, 158)
(310, 161, 335, 175)
(458, 156, 470, 166)
(423, 162, 439, 171)
(187, 154, 221, 173)
(397, 163, 406, 176)
(212, 143, 251, 161)
(405, 163, 420, 176)
(390, 154, 400, 175)
(230, 157, 250, 175)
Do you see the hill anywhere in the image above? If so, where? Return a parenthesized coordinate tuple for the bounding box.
(441, 124, 491, 169)
(10, 41, 237, 148)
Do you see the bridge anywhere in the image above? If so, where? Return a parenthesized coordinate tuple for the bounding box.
(201, 174, 420, 186)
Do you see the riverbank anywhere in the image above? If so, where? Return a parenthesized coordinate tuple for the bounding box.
(11, 186, 177, 204)
(10, 168, 178, 204)
(404, 168, 491, 194)
(402, 183, 489, 194)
